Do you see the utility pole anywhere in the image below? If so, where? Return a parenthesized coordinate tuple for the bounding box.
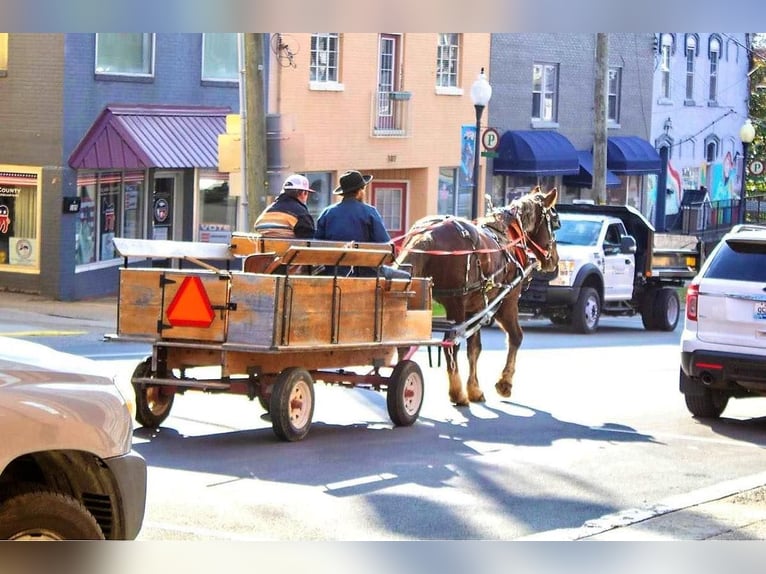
(244, 33, 267, 229)
(593, 33, 609, 204)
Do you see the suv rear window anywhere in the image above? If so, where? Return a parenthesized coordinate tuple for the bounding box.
(704, 239, 766, 281)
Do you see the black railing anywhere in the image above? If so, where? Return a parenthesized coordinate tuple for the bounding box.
(671, 194, 766, 254)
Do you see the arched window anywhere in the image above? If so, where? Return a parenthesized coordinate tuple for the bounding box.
(704, 134, 720, 163)
(708, 35, 722, 103)
(685, 34, 698, 102)
(660, 33, 675, 99)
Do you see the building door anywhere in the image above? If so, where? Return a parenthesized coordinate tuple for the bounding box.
(369, 181, 407, 238)
(152, 172, 181, 241)
(376, 34, 400, 131)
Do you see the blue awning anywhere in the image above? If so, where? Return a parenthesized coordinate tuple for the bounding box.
(607, 136, 661, 174)
(493, 130, 579, 176)
(563, 150, 622, 188)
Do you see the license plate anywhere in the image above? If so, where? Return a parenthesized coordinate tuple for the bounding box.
(755, 302, 766, 320)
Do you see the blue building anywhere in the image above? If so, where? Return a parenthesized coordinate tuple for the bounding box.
(0, 33, 240, 299)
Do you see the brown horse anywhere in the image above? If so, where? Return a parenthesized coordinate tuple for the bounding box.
(395, 187, 560, 406)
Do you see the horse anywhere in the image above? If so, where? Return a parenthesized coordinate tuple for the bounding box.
(395, 187, 560, 406)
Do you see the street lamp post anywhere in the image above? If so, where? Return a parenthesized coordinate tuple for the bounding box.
(739, 118, 756, 224)
(470, 68, 492, 220)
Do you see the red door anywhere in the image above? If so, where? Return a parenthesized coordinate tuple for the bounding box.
(369, 181, 407, 239)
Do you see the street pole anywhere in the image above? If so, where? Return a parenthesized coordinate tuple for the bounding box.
(469, 69, 492, 220)
(739, 118, 756, 224)
(244, 33, 267, 230)
(593, 33, 609, 204)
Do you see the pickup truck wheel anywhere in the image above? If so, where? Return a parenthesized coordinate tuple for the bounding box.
(132, 358, 174, 428)
(652, 287, 680, 332)
(0, 489, 104, 540)
(571, 287, 600, 334)
(270, 367, 315, 442)
(640, 289, 659, 330)
(387, 360, 424, 427)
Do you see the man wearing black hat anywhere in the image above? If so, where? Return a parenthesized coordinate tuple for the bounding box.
(314, 170, 391, 243)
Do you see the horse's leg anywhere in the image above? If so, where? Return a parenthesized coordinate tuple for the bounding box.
(493, 292, 523, 398)
(466, 330, 486, 402)
(443, 300, 468, 406)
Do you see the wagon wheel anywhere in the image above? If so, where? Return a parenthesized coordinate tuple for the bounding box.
(386, 360, 424, 427)
(270, 367, 315, 442)
(132, 358, 175, 428)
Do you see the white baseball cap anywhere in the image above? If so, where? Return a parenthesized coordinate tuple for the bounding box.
(282, 174, 314, 193)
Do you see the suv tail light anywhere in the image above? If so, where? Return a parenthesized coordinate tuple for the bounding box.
(686, 282, 699, 321)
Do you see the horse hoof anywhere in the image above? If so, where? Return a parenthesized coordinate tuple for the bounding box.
(495, 382, 512, 398)
(451, 394, 470, 407)
(469, 393, 486, 403)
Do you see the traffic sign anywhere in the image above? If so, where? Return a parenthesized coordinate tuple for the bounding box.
(166, 276, 215, 328)
(748, 159, 764, 176)
(481, 127, 500, 151)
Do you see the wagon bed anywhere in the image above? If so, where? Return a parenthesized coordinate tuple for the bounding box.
(112, 234, 437, 441)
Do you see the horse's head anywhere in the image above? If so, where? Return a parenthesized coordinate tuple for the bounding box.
(499, 186, 560, 273)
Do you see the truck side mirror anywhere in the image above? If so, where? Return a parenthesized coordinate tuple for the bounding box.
(620, 235, 637, 254)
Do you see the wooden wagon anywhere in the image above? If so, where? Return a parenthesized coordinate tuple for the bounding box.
(112, 233, 435, 441)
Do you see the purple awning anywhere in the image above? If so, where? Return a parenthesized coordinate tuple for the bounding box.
(68, 104, 231, 170)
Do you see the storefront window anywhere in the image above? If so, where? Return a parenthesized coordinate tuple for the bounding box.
(76, 171, 146, 267)
(197, 170, 235, 243)
(0, 168, 40, 270)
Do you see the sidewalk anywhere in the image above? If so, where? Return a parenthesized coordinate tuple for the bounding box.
(1, 288, 766, 540)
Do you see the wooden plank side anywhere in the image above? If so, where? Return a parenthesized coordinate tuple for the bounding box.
(118, 268, 163, 338)
(229, 233, 397, 259)
(226, 273, 280, 346)
(281, 247, 394, 268)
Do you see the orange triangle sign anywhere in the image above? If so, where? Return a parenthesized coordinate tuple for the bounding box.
(166, 276, 215, 328)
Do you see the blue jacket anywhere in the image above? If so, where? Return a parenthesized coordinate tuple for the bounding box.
(314, 198, 391, 243)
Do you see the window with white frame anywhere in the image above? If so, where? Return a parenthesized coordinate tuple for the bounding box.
(608, 66, 621, 123)
(95, 33, 154, 76)
(436, 33, 460, 88)
(685, 35, 696, 101)
(532, 63, 558, 122)
(708, 36, 720, 103)
(310, 33, 339, 83)
(202, 33, 238, 82)
(660, 34, 673, 99)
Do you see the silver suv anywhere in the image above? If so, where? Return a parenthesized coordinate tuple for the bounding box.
(680, 224, 766, 418)
(0, 336, 146, 539)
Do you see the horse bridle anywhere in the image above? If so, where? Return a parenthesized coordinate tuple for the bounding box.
(500, 199, 559, 266)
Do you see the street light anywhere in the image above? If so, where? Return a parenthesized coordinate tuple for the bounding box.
(739, 118, 756, 224)
(470, 68, 492, 220)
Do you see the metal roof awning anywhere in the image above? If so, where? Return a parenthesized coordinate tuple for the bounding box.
(68, 104, 231, 170)
(493, 130, 579, 176)
(607, 136, 661, 174)
(563, 150, 622, 188)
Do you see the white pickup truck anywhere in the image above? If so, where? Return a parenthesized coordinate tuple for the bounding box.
(519, 203, 700, 334)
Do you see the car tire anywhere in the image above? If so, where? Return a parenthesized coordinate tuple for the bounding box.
(571, 287, 600, 334)
(0, 489, 105, 540)
(640, 288, 658, 330)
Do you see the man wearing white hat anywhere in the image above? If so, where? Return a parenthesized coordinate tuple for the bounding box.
(253, 173, 316, 238)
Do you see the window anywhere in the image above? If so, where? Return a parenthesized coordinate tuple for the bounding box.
(660, 34, 673, 99)
(202, 33, 238, 82)
(372, 185, 403, 232)
(303, 172, 333, 219)
(0, 169, 40, 270)
(439, 167, 471, 217)
(0, 33, 7, 76)
(685, 35, 697, 101)
(310, 33, 339, 83)
(436, 33, 460, 88)
(197, 171, 235, 243)
(532, 63, 558, 122)
(607, 67, 621, 123)
(704, 134, 720, 163)
(708, 36, 721, 103)
(95, 33, 154, 76)
(75, 171, 145, 266)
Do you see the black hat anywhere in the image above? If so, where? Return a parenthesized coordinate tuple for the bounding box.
(333, 170, 373, 195)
